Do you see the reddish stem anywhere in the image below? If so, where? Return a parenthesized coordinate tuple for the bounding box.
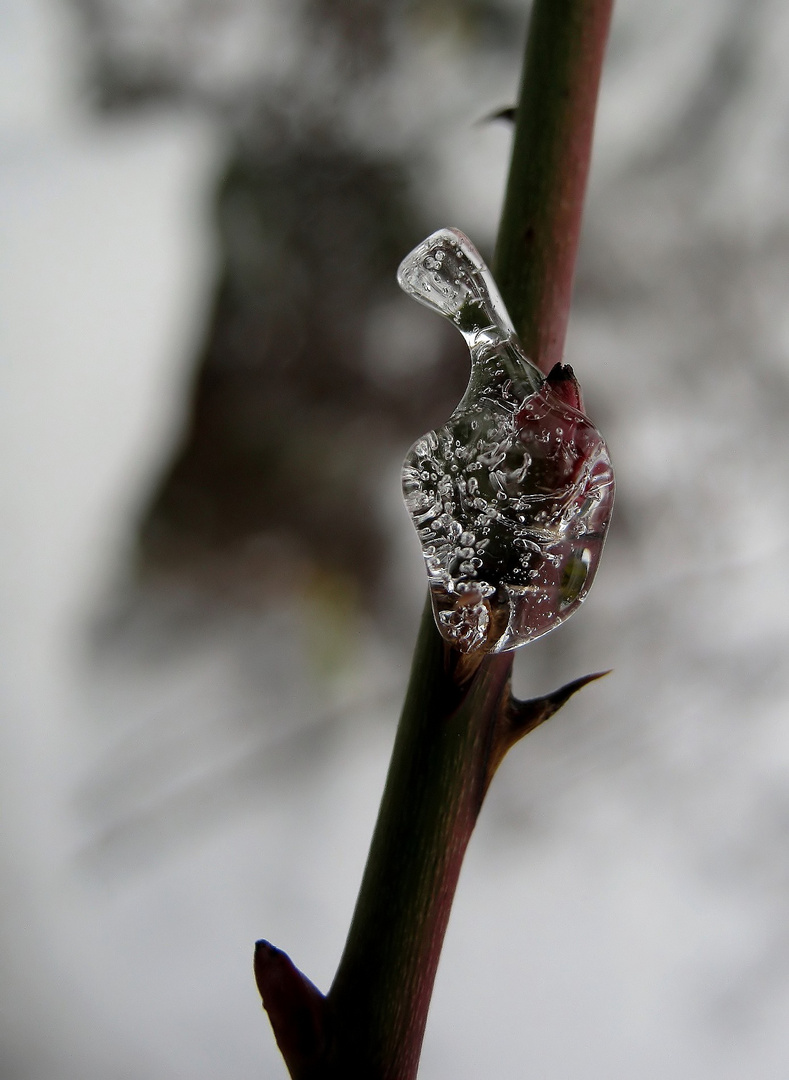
(255, 2, 616, 1074)
(495, 0, 615, 372)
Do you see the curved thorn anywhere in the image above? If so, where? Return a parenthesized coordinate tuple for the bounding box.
(478, 105, 517, 125)
(507, 669, 611, 746)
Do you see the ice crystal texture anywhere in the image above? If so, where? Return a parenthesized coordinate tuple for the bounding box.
(398, 228, 614, 653)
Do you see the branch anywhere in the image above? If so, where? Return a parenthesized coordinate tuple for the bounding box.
(255, 3, 615, 1075)
(495, 0, 614, 371)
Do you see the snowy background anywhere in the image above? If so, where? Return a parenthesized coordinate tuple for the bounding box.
(3, 1, 789, 1078)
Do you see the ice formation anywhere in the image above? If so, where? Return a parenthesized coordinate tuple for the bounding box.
(398, 228, 614, 653)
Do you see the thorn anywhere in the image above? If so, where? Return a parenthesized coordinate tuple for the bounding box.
(254, 940, 329, 1077)
(477, 105, 517, 126)
(546, 362, 584, 411)
(508, 669, 610, 744)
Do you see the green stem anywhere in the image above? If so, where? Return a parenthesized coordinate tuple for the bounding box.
(256, 4, 614, 1076)
(326, 602, 512, 1078)
(495, 0, 614, 372)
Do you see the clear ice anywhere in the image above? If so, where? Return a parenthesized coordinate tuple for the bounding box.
(398, 228, 615, 654)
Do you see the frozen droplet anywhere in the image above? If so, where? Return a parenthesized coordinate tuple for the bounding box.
(398, 228, 615, 654)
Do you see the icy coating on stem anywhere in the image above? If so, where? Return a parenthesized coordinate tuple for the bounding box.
(398, 228, 614, 653)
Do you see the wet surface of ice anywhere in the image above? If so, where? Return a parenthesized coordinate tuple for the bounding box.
(400, 230, 614, 652)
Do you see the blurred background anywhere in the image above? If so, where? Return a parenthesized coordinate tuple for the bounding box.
(3, 0, 789, 1076)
